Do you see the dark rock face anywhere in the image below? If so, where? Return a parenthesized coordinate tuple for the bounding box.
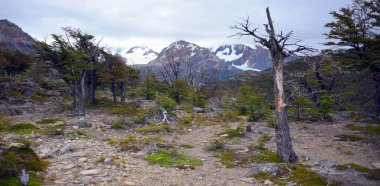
(0, 19, 36, 54)
(137, 40, 242, 80)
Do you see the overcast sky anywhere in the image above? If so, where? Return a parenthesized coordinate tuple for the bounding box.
(1, 0, 351, 52)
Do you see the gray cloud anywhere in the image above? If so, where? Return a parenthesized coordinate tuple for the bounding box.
(1, 0, 351, 51)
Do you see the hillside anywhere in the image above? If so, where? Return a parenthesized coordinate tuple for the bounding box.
(0, 19, 36, 54)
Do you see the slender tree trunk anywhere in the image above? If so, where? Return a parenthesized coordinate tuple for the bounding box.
(111, 82, 117, 104)
(85, 70, 97, 104)
(272, 56, 298, 162)
(89, 70, 97, 104)
(77, 71, 86, 115)
(120, 83, 126, 104)
(374, 74, 380, 118)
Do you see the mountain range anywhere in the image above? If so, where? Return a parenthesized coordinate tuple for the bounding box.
(0, 19, 295, 80)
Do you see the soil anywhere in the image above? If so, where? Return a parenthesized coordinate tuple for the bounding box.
(1, 107, 380, 186)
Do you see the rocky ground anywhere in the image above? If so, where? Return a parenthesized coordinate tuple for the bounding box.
(1, 103, 380, 186)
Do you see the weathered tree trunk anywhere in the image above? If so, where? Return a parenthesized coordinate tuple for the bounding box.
(85, 70, 97, 104)
(374, 74, 380, 118)
(266, 8, 298, 163)
(120, 83, 126, 104)
(272, 55, 298, 162)
(111, 82, 117, 104)
(77, 71, 86, 115)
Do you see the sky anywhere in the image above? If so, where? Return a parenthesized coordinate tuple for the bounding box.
(1, 0, 352, 52)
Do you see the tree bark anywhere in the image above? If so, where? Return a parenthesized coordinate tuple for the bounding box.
(374, 73, 380, 118)
(111, 82, 117, 104)
(120, 83, 126, 104)
(266, 8, 298, 162)
(272, 56, 298, 162)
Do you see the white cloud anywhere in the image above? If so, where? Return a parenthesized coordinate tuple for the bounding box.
(0, 0, 352, 51)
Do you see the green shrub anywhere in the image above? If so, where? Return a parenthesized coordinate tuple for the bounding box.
(157, 94, 177, 112)
(218, 125, 246, 139)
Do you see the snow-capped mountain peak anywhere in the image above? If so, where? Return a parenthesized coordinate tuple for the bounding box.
(123, 46, 158, 65)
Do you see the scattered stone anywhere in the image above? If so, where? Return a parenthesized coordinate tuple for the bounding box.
(80, 169, 100, 175)
(302, 156, 311, 162)
(241, 177, 256, 183)
(286, 182, 297, 186)
(176, 165, 195, 170)
(65, 164, 75, 169)
(193, 107, 205, 113)
(123, 181, 135, 186)
(248, 163, 278, 175)
(78, 118, 92, 128)
(263, 180, 274, 185)
(59, 144, 73, 155)
(372, 162, 380, 169)
(78, 157, 88, 163)
(256, 127, 274, 134)
(9, 142, 24, 147)
(104, 157, 112, 164)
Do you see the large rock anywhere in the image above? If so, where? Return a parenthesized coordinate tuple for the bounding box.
(248, 163, 279, 175)
(77, 118, 92, 128)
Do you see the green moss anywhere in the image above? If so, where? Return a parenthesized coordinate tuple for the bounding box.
(7, 123, 43, 134)
(31, 90, 47, 102)
(177, 114, 195, 128)
(106, 103, 140, 116)
(134, 124, 173, 134)
(111, 119, 127, 129)
(215, 148, 282, 168)
(346, 124, 362, 131)
(97, 156, 105, 163)
(43, 123, 67, 136)
(66, 129, 88, 139)
(210, 110, 243, 123)
(335, 134, 362, 141)
(207, 138, 227, 151)
(265, 117, 276, 128)
(145, 150, 203, 167)
(336, 164, 380, 180)
(287, 164, 329, 185)
(0, 114, 14, 132)
(179, 144, 194, 148)
(249, 164, 336, 186)
(345, 124, 380, 135)
(118, 134, 164, 152)
(0, 176, 43, 186)
(0, 145, 49, 183)
(256, 133, 271, 149)
(35, 118, 63, 124)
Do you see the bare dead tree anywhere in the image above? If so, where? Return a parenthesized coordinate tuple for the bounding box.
(232, 7, 314, 162)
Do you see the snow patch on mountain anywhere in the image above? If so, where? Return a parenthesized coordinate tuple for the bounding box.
(214, 46, 243, 62)
(232, 63, 261, 71)
(123, 46, 158, 65)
